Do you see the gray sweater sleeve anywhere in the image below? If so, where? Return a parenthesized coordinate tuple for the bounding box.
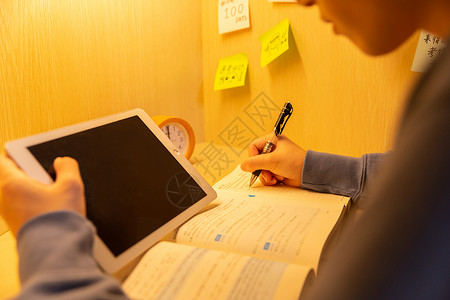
(301, 150, 388, 203)
(14, 211, 129, 300)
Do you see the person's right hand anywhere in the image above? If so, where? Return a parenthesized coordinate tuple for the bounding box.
(240, 134, 307, 187)
(0, 155, 86, 236)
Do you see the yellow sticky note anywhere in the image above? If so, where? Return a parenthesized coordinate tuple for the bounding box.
(214, 53, 248, 91)
(259, 18, 290, 67)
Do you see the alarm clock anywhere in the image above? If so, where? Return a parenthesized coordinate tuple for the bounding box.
(152, 115, 195, 159)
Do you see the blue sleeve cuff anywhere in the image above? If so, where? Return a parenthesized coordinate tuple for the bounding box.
(16, 211, 98, 283)
(301, 150, 363, 197)
(301, 150, 388, 202)
(15, 211, 128, 299)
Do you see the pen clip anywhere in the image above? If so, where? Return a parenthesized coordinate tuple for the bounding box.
(274, 102, 293, 135)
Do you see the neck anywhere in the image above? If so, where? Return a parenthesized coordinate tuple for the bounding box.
(418, 0, 450, 37)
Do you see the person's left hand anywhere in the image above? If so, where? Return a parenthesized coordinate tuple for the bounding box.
(0, 155, 86, 236)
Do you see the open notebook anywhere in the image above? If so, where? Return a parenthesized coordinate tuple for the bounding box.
(122, 166, 350, 300)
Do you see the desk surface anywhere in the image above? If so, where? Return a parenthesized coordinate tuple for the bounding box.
(0, 228, 20, 299)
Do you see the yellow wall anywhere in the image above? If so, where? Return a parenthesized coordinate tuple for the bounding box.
(0, 1, 423, 185)
(201, 1, 421, 160)
(0, 1, 203, 298)
(0, 0, 205, 148)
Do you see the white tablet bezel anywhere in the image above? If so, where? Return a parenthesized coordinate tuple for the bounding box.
(4, 108, 217, 275)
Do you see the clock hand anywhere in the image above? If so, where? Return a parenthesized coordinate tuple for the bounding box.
(166, 125, 171, 140)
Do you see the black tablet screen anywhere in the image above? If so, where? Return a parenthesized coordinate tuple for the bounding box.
(28, 116, 206, 256)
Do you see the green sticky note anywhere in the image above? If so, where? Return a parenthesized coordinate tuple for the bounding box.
(214, 53, 248, 91)
(259, 18, 290, 67)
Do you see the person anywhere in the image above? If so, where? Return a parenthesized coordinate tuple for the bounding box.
(0, 0, 449, 299)
(240, 1, 450, 299)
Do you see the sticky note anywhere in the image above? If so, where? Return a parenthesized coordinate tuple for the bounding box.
(411, 30, 447, 73)
(214, 53, 248, 91)
(218, 0, 250, 34)
(259, 18, 290, 67)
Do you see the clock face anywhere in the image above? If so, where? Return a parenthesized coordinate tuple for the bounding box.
(161, 122, 189, 156)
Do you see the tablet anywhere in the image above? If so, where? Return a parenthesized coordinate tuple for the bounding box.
(5, 109, 217, 275)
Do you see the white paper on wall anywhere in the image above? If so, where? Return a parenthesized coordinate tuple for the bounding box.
(411, 31, 447, 73)
(218, 0, 250, 34)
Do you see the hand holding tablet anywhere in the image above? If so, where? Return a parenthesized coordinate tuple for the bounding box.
(3, 109, 216, 275)
(0, 156, 86, 236)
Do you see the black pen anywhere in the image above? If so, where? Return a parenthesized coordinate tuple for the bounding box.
(249, 102, 293, 187)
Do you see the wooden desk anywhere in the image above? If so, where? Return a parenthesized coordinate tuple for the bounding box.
(0, 219, 20, 299)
